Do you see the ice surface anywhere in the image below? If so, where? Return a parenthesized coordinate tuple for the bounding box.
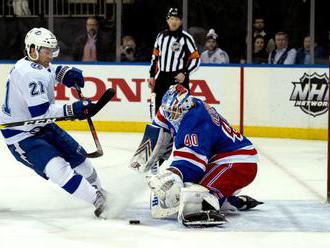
(0, 132, 329, 248)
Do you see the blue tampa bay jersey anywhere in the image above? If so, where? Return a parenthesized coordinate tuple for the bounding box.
(153, 98, 258, 183)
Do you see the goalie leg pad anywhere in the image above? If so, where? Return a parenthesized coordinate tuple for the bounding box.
(177, 184, 226, 227)
(130, 124, 172, 173)
(182, 211, 227, 227)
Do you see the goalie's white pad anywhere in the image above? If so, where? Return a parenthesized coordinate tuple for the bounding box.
(148, 169, 183, 219)
(147, 170, 184, 208)
(177, 184, 224, 226)
(150, 194, 179, 219)
(130, 124, 172, 173)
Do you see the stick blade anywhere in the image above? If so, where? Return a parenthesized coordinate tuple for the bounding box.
(86, 150, 104, 158)
(90, 88, 116, 117)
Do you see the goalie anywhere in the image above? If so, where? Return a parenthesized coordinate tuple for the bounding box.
(130, 84, 262, 227)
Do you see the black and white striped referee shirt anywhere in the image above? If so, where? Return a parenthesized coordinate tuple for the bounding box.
(149, 29, 200, 77)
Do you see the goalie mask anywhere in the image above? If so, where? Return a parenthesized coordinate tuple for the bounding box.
(161, 84, 194, 125)
(25, 27, 60, 61)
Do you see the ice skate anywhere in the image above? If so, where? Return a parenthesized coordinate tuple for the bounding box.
(236, 195, 264, 210)
(93, 190, 109, 219)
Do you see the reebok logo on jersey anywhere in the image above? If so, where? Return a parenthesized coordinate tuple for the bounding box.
(290, 73, 328, 117)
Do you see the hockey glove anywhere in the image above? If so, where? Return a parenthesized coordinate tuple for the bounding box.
(56, 66, 84, 88)
(64, 99, 93, 120)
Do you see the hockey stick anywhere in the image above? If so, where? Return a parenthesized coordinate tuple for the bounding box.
(75, 85, 106, 158)
(0, 88, 115, 129)
(149, 92, 156, 121)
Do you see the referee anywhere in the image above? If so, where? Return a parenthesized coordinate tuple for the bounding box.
(148, 7, 201, 111)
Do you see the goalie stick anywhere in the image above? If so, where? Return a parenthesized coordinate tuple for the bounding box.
(0, 88, 115, 129)
(149, 92, 156, 121)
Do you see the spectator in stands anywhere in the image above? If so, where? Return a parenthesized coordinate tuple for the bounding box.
(253, 17, 275, 53)
(295, 35, 326, 64)
(268, 32, 296, 64)
(120, 35, 145, 62)
(252, 35, 268, 64)
(200, 29, 229, 64)
(72, 17, 114, 61)
(240, 35, 268, 64)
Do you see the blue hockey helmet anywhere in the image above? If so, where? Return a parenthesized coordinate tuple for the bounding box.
(161, 84, 194, 122)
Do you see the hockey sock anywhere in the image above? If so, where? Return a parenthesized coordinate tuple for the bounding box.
(45, 157, 98, 204)
(74, 158, 102, 190)
(68, 175, 97, 204)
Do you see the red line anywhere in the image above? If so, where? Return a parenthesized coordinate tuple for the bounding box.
(240, 66, 244, 134)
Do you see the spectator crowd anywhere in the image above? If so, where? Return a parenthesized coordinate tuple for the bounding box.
(0, 15, 328, 65)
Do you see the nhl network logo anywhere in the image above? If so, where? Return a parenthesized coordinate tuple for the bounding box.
(290, 73, 329, 117)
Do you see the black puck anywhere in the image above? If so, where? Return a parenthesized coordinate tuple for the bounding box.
(129, 220, 140, 224)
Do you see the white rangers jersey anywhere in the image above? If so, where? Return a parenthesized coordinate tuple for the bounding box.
(0, 58, 64, 145)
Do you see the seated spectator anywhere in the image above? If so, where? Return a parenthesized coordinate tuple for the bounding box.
(253, 17, 275, 53)
(200, 29, 229, 64)
(120, 35, 145, 62)
(295, 35, 326, 64)
(252, 35, 268, 64)
(72, 16, 114, 61)
(268, 32, 296, 64)
(240, 35, 268, 64)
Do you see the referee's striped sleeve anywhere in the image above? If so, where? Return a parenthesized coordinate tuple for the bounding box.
(149, 33, 162, 77)
(184, 32, 200, 75)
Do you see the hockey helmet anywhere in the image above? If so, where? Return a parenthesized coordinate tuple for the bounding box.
(25, 27, 59, 61)
(161, 84, 194, 123)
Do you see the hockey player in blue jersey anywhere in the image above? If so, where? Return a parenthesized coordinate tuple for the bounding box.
(0, 27, 109, 218)
(130, 84, 262, 226)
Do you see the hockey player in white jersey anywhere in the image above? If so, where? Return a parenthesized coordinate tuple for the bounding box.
(0, 27, 109, 218)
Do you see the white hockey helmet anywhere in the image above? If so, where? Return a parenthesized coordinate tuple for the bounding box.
(24, 27, 59, 61)
(161, 84, 194, 123)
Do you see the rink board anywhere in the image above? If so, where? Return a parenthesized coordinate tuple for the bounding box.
(0, 62, 328, 139)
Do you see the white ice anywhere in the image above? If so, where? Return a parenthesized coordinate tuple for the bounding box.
(0, 132, 329, 248)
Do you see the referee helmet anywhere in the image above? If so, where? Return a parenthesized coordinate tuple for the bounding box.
(166, 7, 182, 19)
